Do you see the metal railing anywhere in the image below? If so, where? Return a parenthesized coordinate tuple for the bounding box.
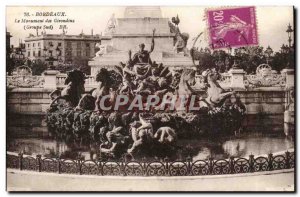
(7, 151, 294, 176)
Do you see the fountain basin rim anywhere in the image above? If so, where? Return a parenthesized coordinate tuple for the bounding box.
(7, 168, 294, 180)
(7, 149, 294, 163)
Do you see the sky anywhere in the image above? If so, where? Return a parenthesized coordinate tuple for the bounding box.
(6, 6, 294, 52)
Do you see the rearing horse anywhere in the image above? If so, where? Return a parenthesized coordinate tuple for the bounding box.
(91, 68, 122, 112)
(176, 69, 197, 97)
(50, 69, 86, 108)
(201, 69, 235, 108)
(162, 69, 199, 111)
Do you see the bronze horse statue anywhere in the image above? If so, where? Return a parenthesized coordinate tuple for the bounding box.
(161, 69, 200, 111)
(74, 68, 122, 112)
(50, 69, 86, 108)
(91, 68, 122, 112)
(176, 69, 197, 97)
(200, 69, 236, 109)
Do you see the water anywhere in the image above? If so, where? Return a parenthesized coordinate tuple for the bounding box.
(7, 113, 294, 161)
(7, 132, 294, 161)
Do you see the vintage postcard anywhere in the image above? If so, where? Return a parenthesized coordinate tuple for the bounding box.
(6, 6, 295, 192)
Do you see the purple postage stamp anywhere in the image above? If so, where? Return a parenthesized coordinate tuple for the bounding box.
(207, 6, 258, 49)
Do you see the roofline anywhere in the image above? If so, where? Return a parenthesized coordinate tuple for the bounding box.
(24, 34, 103, 42)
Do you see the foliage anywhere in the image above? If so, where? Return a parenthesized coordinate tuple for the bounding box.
(51, 57, 91, 75)
(6, 56, 27, 75)
(72, 56, 91, 75)
(6, 57, 17, 75)
(6, 58, 48, 76)
(234, 46, 266, 74)
(192, 45, 294, 74)
(29, 59, 48, 75)
(272, 50, 295, 71)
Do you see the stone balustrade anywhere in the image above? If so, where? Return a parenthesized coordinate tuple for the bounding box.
(55, 73, 98, 89)
(56, 73, 67, 88)
(6, 65, 294, 91)
(194, 72, 232, 90)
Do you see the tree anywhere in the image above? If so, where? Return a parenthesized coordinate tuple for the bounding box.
(196, 52, 214, 73)
(6, 57, 16, 75)
(211, 50, 233, 73)
(72, 56, 91, 75)
(6, 57, 28, 75)
(191, 45, 292, 75)
(235, 46, 266, 74)
(30, 59, 48, 75)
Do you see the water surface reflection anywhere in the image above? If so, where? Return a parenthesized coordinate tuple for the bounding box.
(7, 132, 294, 161)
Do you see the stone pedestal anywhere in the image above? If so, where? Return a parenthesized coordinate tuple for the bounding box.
(229, 69, 246, 89)
(281, 69, 294, 89)
(43, 70, 60, 89)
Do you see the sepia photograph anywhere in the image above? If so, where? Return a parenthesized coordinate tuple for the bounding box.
(5, 5, 295, 192)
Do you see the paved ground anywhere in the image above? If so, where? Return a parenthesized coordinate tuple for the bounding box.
(7, 169, 294, 192)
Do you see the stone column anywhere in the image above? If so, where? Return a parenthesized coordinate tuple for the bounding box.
(281, 68, 294, 89)
(228, 68, 246, 90)
(43, 70, 60, 89)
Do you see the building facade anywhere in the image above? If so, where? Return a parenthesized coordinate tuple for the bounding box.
(24, 32, 101, 66)
(10, 42, 26, 62)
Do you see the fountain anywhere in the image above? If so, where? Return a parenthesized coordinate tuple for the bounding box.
(46, 28, 246, 160)
(45, 7, 247, 160)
